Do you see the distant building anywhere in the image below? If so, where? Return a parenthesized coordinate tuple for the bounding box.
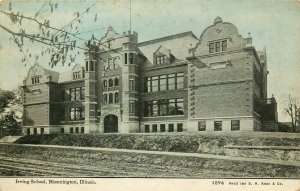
(21, 17, 278, 134)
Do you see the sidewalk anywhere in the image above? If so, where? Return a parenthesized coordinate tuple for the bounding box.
(1, 143, 300, 167)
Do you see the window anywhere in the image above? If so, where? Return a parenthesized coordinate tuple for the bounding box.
(90, 110, 95, 117)
(215, 41, 220, 52)
(168, 74, 175, 90)
(152, 101, 158, 116)
(124, 53, 128, 64)
(231, 120, 240, 131)
(145, 73, 184, 93)
(81, 127, 85, 133)
(75, 88, 80, 100)
(144, 101, 152, 117)
(129, 79, 135, 91)
(152, 124, 157, 132)
(70, 87, 85, 101)
(80, 87, 85, 100)
(209, 40, 228, 53)
(168, 124, 174, 132)
(109, 59, 114, 70)
(109, 79, 113, 87)
(214, 121, 222, 131)
(31, 76, 40, 84)
(115, 92, 119, 103)
(159, 75, 167, 91)
(198, 121, 206, 131)
(156, 55, 167, 65)
(222, 40, 227, 51)
(144, 98, 184, 117)
(70, 127, 73, 133)
(177, 123, 183, 132)
(41, 128, 44, 135)
(151, 76, 158, 92)
(70, 107, 85, 121)
(104, 93, 108, 104)
(103, 80, 107, 88)
(97, 111, 101, 117)
(90, 61, 94, 71)
(114, 78, 119, 86)
(145, 77, 151, 92)
(145, 125, 150, 133)
(33, 128, 37, 135)
(113, 59, 118, 69)
(160, 124, 166, 132)
(176, 98, 184, 115)
(104, 62, 109, 71)
(61, 128, 64, 134)
(27, 128, 30, 135)
(70, 88, 75, 100)
(209, 43, 214, 53)
(109, 93, 113, 104)
(75, 127, 79, 133)
(129, 53, 134, 64)
(169, 99, 176, 115)
(73, 72, 80, 80)
(176, 73, 184, 89)
(86, 61, 89, 71)
(130, 102, 135, 115)
(159, 100, 168, 116)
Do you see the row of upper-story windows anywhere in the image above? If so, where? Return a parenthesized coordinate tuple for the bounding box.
(209, 40, 227, 53)
(69, 87, 85, 101)
(103, 92, 119, 105)
(103, 78, 119, 88)
(144, 98, 184, 117)
(145, 73, 184, 93)
(198, 120, 240, 131)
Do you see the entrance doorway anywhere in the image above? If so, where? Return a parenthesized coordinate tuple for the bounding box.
(104, 114, 118, 133)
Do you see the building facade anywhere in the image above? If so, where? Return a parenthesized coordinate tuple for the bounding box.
(22, 17, 278, 135)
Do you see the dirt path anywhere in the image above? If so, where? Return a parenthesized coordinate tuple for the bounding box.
(0, 143, 299, 177)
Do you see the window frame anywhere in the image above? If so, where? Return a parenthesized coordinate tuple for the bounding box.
(231, 120, 240, 131)
(214, 121, 222, 131)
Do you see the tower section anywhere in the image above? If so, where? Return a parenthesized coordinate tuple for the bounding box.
(84, 44, 99, 133)
(120, 32, 140, 133)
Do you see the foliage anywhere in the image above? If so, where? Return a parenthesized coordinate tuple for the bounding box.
(15, 133, 300, 155)
(0, 1, 101, 69)
(0, 88, 24, 136)
(283, 94, 300, 132)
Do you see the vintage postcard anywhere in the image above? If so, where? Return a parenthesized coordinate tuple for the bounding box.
(0, 0, 299, 190)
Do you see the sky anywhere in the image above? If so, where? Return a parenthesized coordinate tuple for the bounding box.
(0, 0, 299, 122)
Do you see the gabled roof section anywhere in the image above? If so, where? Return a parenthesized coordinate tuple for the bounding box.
(58, 64, 84, 83)
(138, 31, 197, 47)
(138, 31, 198, 65)
(154, 45, 170, 55)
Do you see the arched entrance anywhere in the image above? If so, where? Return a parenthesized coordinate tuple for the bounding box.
(104, 114, 118, 133)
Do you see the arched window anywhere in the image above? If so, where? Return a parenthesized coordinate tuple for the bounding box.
(109, 79, 113, 87)
(115, 92, 119, 103)
(103, 80, 107, 88)
(104, 94, 107, 104)
(114, 78, 119, 86)
(109, 93, 113, 104)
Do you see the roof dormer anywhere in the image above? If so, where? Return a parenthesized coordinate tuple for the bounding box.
(153, 46, 174, 65)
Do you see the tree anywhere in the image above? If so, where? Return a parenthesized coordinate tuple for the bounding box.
(0, 1, 102, 69)
(0, 88, 24, 136)
(283, 94, 300, 132)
